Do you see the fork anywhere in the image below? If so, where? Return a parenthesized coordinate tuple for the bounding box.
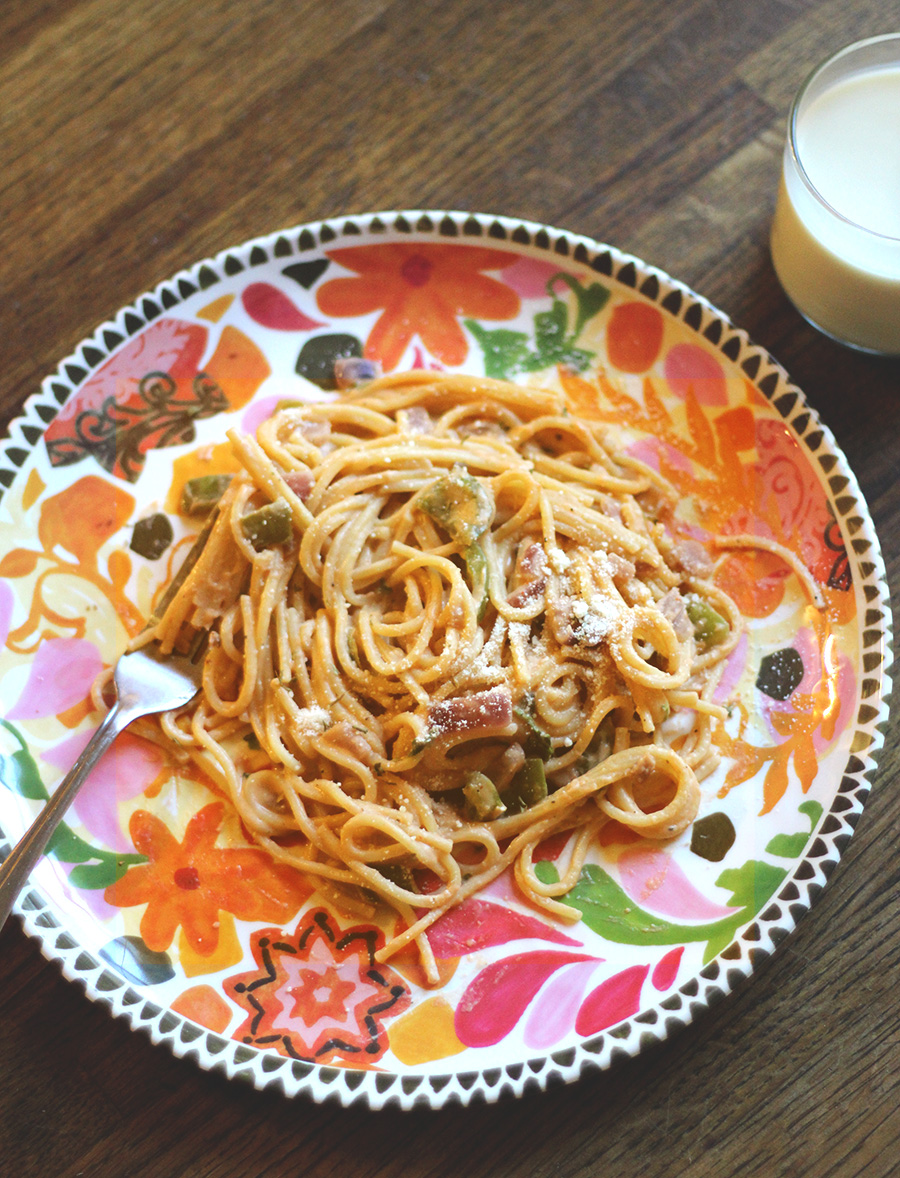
(0, 641, 204, 932)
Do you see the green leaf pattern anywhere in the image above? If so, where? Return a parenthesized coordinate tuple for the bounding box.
(465, 273, 608, 379)
(0, 720, 146, 889)
(535, 799, 823, 964)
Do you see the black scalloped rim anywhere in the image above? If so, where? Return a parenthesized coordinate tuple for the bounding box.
(0, 210, 892, 1111)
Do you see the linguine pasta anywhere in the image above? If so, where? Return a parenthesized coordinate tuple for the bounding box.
(141, 370, 743, 982)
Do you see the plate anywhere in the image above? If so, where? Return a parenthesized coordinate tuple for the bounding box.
(0, 210, 891, 1109)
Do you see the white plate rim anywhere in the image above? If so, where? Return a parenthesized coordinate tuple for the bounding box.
(0, 208, 892, 1110)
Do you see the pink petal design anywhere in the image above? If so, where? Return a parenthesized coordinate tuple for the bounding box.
(40, 855, 119, 922)
(714, 630, 748, 703)
(426, 897, 583, 959)
(533, 829, 571, 862)
(617, 847, 740, 920)
(523, 959, 605, 1049)
(241, 395, 283, 435)
(576, 964, 649, 1036)
(272, 942, 383, 1040)
(759, 627, 855, 753)
(42, 731, 166, 850)
(47, 320, 209, 428)
(454, 950, 595, 1048)
(6, 637, 103, 720)
(752, 417, 835, 583)
(241, 283, 324, 331)
(627, 436, 693, 476)
(0, 580, 13, 649)
(664, 343, 728, 405)
(651, 946, 683, 991)
(500, 256, 571, 298)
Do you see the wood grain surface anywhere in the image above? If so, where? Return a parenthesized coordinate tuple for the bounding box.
(1, 2, 898, 1176)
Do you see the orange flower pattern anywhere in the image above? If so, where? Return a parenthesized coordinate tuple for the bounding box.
(225, 909, 411, 1064)
(316, 243, 520, 369)
(104, 803, 311, 955)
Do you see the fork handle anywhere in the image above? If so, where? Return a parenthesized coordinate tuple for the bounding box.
(0, 695, 137, 933)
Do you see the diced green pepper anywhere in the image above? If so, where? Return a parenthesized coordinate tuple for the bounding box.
(240, 497, 293, 550)
(573, 713, 615, 776)
(376, 863, 417, 892)
(686, 596, 729, 647)
(501, 757, 548, 814)
(181, 474, 233, 515)
(514, 700, 553, 761)
(463, 771, 507, 820)
(463, 542, 487, 593)
(463, 542, 490, 621)
(417, 469, 494, 545)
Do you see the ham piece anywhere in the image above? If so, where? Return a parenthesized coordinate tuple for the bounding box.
(427, 686, 514, 740)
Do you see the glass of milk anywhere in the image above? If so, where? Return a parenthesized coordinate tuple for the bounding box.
(770, 33, 900, 355)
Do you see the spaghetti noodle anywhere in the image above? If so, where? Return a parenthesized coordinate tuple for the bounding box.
(142, 370, 742, 981)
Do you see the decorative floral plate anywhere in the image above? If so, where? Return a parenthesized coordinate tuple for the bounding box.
(0, 211, 891, 1110)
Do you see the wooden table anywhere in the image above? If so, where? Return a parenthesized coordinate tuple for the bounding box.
(2, 2, 898, 1175)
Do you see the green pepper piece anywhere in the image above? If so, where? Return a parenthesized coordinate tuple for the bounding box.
(463, 541, 490, 621)
(181, 474, 233, 515)
(463, 541, 487, 593)
(591, 713, 615, 759)
(686, 596, 729, 647)
(573, 713, 615, 776)
(514, 702, 553, 761)
(240, 498, 293, 550)
(418, 469, 494, 545)
(501, 757, 548, 814)
(376, 863, 417, 892)
(463, 771, 507, 820)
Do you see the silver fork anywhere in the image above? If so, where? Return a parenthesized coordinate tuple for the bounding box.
(0, 642, 203, 932)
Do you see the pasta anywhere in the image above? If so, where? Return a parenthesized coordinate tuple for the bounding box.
(142, 369, 743, 982)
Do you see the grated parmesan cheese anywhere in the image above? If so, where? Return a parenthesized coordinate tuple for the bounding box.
(294, 706, 330, 735)
(546, 545, 571, 572)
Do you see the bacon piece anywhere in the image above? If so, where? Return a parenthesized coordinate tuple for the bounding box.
(397, 405, 434, 434)
(658, 588, 692, 640)
(427, 686, 514, 739)
(518, 543, 548, 578)
(456, 418, 508, 441)
(295, 419, 331, 444)
(507, 576, 546, 608)
(674, 538, 713, 577)
(283, 469, 314, 500)
(334, 356, 381, 389)
(320, 721, 380, 765)
(607, 552, 635, 580)
(491, 743, 526, 791)
(546, 593, 575, 645)
(602, 495, 623, 522)
(508, 543, 547, 606)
